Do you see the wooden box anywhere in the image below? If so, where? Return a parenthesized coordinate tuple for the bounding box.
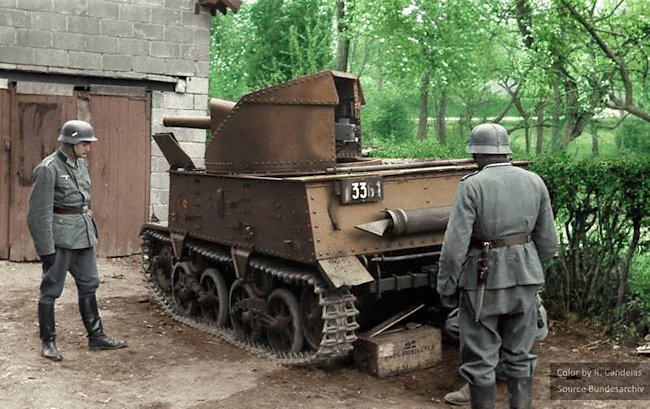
(353, 325, 441, 378)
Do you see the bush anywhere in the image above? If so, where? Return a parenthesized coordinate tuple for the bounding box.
(531, 154, 650, 335)
(368, 135, 467, 159)
(627, 251, 650, 334)
(363, 93, 415, 143)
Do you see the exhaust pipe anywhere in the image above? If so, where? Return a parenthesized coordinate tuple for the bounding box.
(355, 207, 452, 237)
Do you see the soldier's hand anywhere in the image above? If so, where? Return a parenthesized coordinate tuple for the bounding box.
(41, 253, 56, 272)
(440, 295, 458, 309)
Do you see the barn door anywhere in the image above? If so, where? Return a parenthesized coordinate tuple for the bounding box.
(7, 83, 75, 261)
(1, 82, 150, 260)
(0, 88, 11, 259)
(87, 85, 150, 257)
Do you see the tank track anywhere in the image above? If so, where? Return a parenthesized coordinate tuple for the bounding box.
(141, 227, 359, 366)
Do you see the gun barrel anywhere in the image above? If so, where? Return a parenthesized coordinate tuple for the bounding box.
(162, 98, 236, 130)
(162, 116, 212, 129)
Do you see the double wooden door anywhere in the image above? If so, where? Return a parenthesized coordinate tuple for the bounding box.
(0, 82, 151, 260)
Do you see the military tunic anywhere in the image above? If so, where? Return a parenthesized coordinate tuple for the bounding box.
(436, 162, 558, 386)
(27, 149, 100, 303)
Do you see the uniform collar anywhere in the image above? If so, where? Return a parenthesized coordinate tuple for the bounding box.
(56, 148, 78, 168)
(483, 162, 512, 170)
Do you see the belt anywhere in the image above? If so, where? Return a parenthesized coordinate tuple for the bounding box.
(471, 233, 531, 249)
(53, 206, 86, 215)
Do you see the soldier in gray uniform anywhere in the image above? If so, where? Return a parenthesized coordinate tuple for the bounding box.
(27, 120, 126, 361)
(442, 294, 549, 406)
(436, 123, 558, 409)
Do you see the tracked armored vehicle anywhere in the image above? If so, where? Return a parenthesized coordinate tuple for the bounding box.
(140, 70, 482, 365)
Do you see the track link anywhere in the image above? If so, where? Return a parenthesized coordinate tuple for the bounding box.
(141, 227, 359, 366)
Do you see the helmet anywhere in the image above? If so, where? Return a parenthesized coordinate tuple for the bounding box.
(57, 120, 97, 144)
(468, 123, 511, 154)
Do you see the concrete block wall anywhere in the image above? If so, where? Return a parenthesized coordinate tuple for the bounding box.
(0, 0, 214, 222)
(150, 83, 210, 221)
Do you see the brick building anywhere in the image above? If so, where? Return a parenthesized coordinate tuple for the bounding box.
(0, 0, 226, 260)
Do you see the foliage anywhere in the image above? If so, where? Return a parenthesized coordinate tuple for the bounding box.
(368, 134, 467, 159)
(624, 251, 650, 336)
(530, 154, 650, 333)
(616, 117, 650, 154)
(210, 8, 251, 99)
(245, 0, 335, 89)
(210, 0, 335, 99)
(211, 0, 650, 147)
(363, 91, 415, 142)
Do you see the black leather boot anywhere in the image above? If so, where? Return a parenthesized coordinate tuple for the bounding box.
(78, 295, 127, 351)
(507, 377, 533, 409)
(470, 383, 495, 409)
(38, 302, 63, 361)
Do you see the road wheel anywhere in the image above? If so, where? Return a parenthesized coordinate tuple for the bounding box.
(266, 288, 304, 354)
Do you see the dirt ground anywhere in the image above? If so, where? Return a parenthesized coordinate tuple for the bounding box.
(1, 256, 648, 409)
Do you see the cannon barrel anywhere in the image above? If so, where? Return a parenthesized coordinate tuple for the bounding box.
(162, 98, 236, 129)
(163, 116, 211, 129)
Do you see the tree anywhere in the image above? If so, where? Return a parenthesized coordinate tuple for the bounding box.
(507, 0, 650, 147)
(244, 0, 335, 89)
(560, 0, 650, 122)
(347, 0, 500, 142)
(336, 0, 350, 71)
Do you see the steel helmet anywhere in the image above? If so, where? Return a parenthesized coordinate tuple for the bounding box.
(468, 123, 511, 154)
(57, 120, 98, 144)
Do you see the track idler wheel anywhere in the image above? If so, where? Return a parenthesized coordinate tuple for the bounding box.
(198, 268, 229, 327)
(266, 288, 304, 354)
(229, 279, 261, 342)
(171, 262, 198, 316)
(151, 244, 173, 294)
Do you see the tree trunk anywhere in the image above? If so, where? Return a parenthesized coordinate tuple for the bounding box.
(437, 89, 448, 145)
(617, 219, 641, 308)
(552, 83, 561, 148)
(336, 0, 349, 72)
(590, 121, 600, 156)
(562, 114, 590, 147)
(536, 101, 545, 154)
(417, 71, 430, 140)
(513, 97, 530, 154)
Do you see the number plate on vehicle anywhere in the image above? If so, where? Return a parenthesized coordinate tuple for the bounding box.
(340, 177, 383, 204)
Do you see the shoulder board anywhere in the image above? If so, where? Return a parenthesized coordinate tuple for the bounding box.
(460, 170, 479, 181)
(42, 156, 56, 167)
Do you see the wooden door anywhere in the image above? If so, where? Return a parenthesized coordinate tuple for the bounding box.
(0, 88, 11, 259)
(8, 85, 75, 261)
(88, 86, 150, 257)
(1, 82, 150, 260)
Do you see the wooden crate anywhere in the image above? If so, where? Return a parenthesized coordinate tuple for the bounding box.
(353, 325, 441, 378)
